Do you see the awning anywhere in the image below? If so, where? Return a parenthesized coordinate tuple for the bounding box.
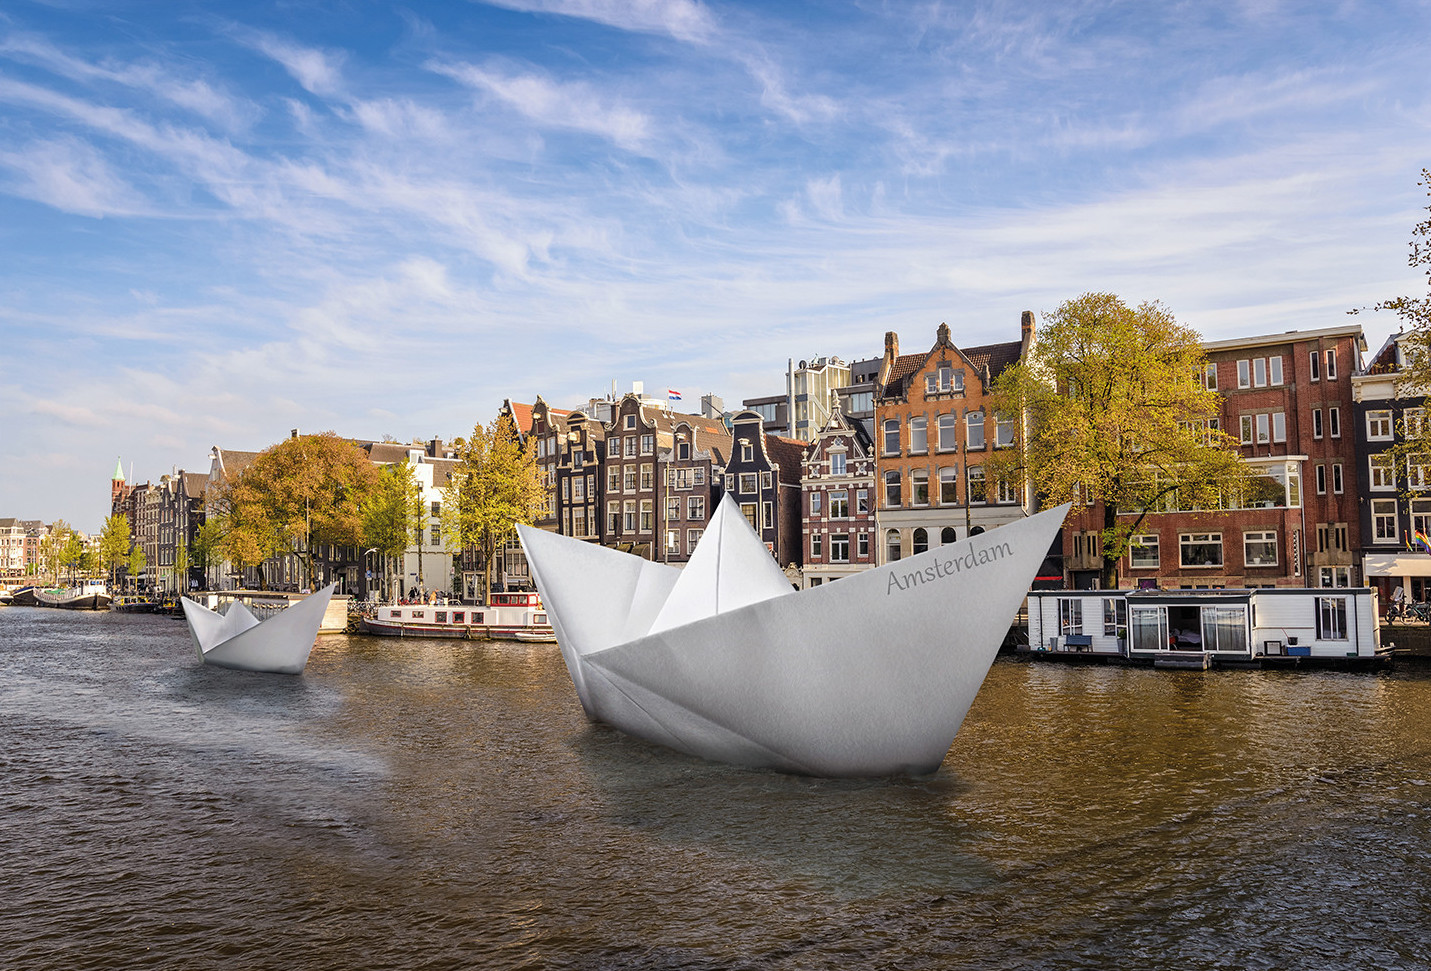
(1362, 553, 1431, 577)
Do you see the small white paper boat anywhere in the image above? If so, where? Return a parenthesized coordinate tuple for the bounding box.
(520, 497, 1068, 777)
(180, 584, 336, 675)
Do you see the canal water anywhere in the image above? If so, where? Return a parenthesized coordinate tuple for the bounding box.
(3, 606, 1429, 970)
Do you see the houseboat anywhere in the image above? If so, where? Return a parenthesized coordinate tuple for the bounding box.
(34, 580, 112, 610)
(1025, 587, 1383, 669)
(359, 592, 556, 642)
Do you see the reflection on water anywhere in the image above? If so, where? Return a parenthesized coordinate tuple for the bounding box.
(2, 607, 1429, 970)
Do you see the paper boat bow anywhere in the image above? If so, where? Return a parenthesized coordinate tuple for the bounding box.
(520, 497, 1067, 777)
(181, 584, 336, 675)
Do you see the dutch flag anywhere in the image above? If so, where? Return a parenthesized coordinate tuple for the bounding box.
(667, 389, 682, 401)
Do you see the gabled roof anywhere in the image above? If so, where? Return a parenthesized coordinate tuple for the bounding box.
(765, 435, 807, 483)
(961, 339, 1023, 382)
(182, 472, 206, 500)
(881, 353, 929, 399)
(213, 448, 260, 481)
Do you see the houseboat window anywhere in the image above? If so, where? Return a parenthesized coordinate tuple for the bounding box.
(392, 610, 403, 618)
(473, 612, 484, 622)
(1180, 532, 1223, 567)
(1244, 531, 1278, 567)
(1130, 606, 1167, 652)
(1130, 534, 1159, 568)
(1058, 597, 1082, 636)
(1201, 606, 1248, 652)
(453, 612, 464, 623)
(1316, 597, 1349, 640)
(435, 611, 447, 623)
(1103, 598, 1126, 636)
(534, 613, 547, 624)
(412, 611, 425, 619)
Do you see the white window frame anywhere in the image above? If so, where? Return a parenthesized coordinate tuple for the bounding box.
(1312, 409, 1323, 439)
(1179, 532, 1224, 568)
(1237, 359, 1251, 388)
(1372, 498, 1398, 543)
(1370, 453, 1395, 491)
(1309, 350, 1321, 381)
(1329, 407, 1341, 438)
(1243, 530, 1278, 567)
(1368, 410, 1393, 440)
(1130, 534, 1159, 569)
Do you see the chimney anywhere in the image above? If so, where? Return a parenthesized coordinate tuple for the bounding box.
(878, 330, 899, 389)
(1021, 310, 1035, 347)
(291, 428, 300, 439)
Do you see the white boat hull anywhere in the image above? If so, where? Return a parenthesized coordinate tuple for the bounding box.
(521, 497, 1068, 777)
(182, 584, 335, 675)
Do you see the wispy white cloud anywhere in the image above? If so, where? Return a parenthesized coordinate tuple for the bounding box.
(0, 136, 144, 216)
(244, 31, 346, 98)
(475, 0, 718, 45)
(430, 60, 653, 152)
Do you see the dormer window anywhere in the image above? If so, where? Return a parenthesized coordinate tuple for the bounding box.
(625, 415, 636, 429)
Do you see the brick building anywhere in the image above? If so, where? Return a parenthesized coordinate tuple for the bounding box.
(799, 402, 876, 587)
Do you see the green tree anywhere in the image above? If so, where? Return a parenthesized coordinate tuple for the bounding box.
(40, 520, 73, 585)
(127, 544, 147, 594)
(443, 415, 544, 604)
(220, 432, 380, 590)
(99, 514, 130, 590)
(989, 293, 1249, 588)
(363, 460, 423, 601)
(173, 539, 189, 595)
(191, 516, 225, 590)
(1356, 168, 1431, 369)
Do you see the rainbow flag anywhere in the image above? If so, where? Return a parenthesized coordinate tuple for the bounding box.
(1414, 529, 1431, 554)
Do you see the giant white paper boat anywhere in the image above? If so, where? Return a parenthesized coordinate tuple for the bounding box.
(180, 584, 336, 675)
(520, 497, 1068, 777)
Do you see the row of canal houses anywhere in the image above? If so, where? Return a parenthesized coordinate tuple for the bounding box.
(504, 314, 1431, 612)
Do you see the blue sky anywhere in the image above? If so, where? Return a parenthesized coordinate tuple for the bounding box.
(2, 0, 1429, 529)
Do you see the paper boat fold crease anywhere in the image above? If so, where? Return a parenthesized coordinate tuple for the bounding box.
(181, 584, 335, 675)
(520, 496, 1068, 777)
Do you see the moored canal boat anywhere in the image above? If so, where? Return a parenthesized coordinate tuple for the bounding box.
(1024, 587, 1384, 669)
(34, 580, 112, 611)
(359, 592, 556, 642)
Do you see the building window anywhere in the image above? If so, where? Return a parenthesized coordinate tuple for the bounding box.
(573, 477, 585, 500)
(939, 467, 959, 504)
(687, 528, 703, 547)
(1130, 534, 1159, 569)
(741, 503, 758, 529)
(1309, 350, 1320, 381)
(811, 533, 823, 558)
(1326, 349, 1337, 380)
(885, 529, 901, 562)
(1237, 359, 1251, 388)
(830, 451, 847, 475)
(1244, 531, 1278, 567)
(1256, 413, 1270, 444)
(941, 526, 956, 544)
(856, 489, 869, 513)
(640, 464, 653, 489)
(912, 528, 929, 555)
(829, 490, 848, 517)
(664, 528, 680, 553)
(739, 473, 758, 495)
(909, 417, 928, 454)
(623, 501, 637, 531)
(1332, 463, 1343, 493)
(996, 415, 1016, 448)
(1329, 407, 1340, 438)
(884, 470, 902, 507)
(1312, 409, 1323, 439)
(688, 496, 705, 520)
(607, 501, 619, 533)
(1370, 453, 1395, 491)
(1179, 532, 1223, 568)
(741, 441, 753, 462)
(857, 533, 870, 558)
(625, 437, 637, 457)
(1253, 358, 1267, 387)
(831, 533, 849, 562)
(966, 413, 985, 449)
(666, 497, 681, 521)
(996, 478, 1019, 504)
(1201, 363, 1218, 391)
(1412, 500, 1431, 540)
(1316, 596, 1348, 640)
(1368, 410, 1393, 440)
(1270, 356, 1283, 385)
(624, 466, 637, 492)
(763, 503, 773, 529)
(1240, 415, 1254, 444)
(678, 440, 690, 460)
(761, 471, 773, 490)
(1409, 453, 1431, 490)
(1058, 598, 1082, 636)
(967, 465, 986, 503)
(639, 500, 653, 532)
(1319, 566, 1351, 588)
(608, 467, 621, 493)
(1315, 464, 1326, 495)
(640, 434, 654, 454)
(810, 492, 823, 516)
(1372, 499, 1397, 542)
(911, 470, 929, 505)
(883, 420, 900, 455)
(937, 414, 958, 451)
